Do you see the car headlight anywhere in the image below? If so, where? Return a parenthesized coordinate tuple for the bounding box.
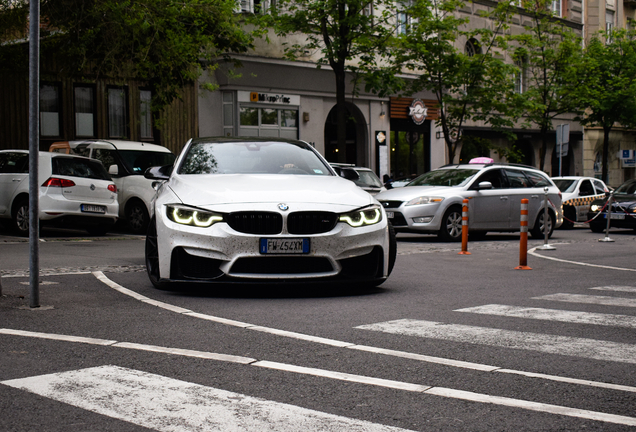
(339, 205, 382, 227)
(406, 196, 444, 206)
(590, 204, 601, 212)
(166, 204, 223, 227)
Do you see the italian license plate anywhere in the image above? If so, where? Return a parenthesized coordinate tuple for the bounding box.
(386, 211, 394, 219)
(260, 238, 310, 254)
(604, 213, 625, 220)
(81, 204, 106, 214)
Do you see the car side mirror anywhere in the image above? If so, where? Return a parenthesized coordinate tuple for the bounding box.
(476, 181, 493, 190)
(144, 164, 172, 181)
(108, 164, 119, 176)
(337, 167, 360, 181)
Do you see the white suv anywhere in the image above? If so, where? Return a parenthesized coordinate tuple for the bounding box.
(60, 140, 176, 234)
(0, 150, 118, 235)
(375, 162, 563, 241)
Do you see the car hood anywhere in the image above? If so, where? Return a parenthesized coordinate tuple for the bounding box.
(167, 174, 374, 211)
(376, 185, 455, 201)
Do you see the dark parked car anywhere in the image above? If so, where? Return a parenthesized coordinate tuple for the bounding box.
(587, 179, 636, 233)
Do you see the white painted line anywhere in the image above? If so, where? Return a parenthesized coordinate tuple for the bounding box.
(4, 271, 92, 278)
(250, 326, 355, 348)
(114, 342, 256, 364)
(139, 298, 192, 313)
(1, 365, 417, 432)
(455, 304, 636, 329)
(590, 286, 636, 293)
(349, 344, 500, 372)
(529, 247, 636, 272)
(356, 319, 636, 364)
(425, 387, 636, 427)
(254, 361, 431, 392)
(496, 369, 636, 393)
(0, 328, 117, 346)
(533, 293, 636, 308)
(183, 311, 253, 328)
(93, 271, 150, 301)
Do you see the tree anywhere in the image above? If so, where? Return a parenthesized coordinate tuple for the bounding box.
(507, 0, 583, 171)
(260, 0, 396, 162)
(575, 29, 636, 183)
(372, 0, 520, 164)
(0, 0, 255, 114)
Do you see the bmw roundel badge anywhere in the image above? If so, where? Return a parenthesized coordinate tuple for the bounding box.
(278, 203, 289, 211)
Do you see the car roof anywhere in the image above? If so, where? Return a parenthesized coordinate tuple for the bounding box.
(191, 136, 311, 146)
(69, 139, 173, 153)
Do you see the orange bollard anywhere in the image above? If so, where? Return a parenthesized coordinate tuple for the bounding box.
(515, 198, 532, 270)
(458, 199, 471, 255)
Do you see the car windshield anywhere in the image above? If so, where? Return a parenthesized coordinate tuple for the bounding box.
(614, 180, 636, 195)
(179, 141, 332, 176)
(408, 168, 480, 187)
(52, 156, 111, 180)
(355, 170, 383, 188)
(118, 150, 176, 175)
(553, 179, 577, 193)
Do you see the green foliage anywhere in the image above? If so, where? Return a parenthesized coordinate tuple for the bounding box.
(0, 0, 254, 113)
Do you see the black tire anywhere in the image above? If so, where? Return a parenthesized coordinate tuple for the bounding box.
(590, 221, 605, 233)
(438, 206, 463, 242)
(530, 210, 555, 239)
(11, 197, 30, 237)
(145, 217, 170, 290)
(126, 200, 149, 234)
(387, 222, 397, 276)
(560, 206, 575, 230)
(86, 225, 109, 236)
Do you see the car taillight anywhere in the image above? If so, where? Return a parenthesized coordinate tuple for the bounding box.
(108, 184, 117, 193)
(42, 177, 75, 187)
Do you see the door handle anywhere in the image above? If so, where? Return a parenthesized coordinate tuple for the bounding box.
(12, 178, 21, 182)
(500, 196, 509, 200)
(531, 195, 539, 198)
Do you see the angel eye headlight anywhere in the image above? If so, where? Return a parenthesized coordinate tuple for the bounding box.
(166, 205, 223, 227)
(339, 205, 382, 227)
(406, 196, 444, 206)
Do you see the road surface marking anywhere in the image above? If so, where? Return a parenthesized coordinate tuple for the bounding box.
(455, 304, 636, 329)
(529, 247, 636, 272)
(1, 365, 416, 432)
(355, 319, 636, 364)
(90, 271, 636, 394)
(533, 293, 636, 308)
(590, 285, 636, 293)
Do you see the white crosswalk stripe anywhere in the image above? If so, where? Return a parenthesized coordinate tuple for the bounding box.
(2, 365, 415, 432)
(355, 319, 636, 364)
(454, 304, 636, 329)
(533, 293, 636, 307)
(590, 285, 636, 293)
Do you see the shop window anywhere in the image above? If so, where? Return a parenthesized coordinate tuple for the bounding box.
(240, 107, 259, 126)
(74, 85, 95, 137)
(108, 87, 128, 138)
(261, 108, 278, 125)
(40, 83, 61, 137)
(140, 90, 153, 140)
(281, 110, 297, 128)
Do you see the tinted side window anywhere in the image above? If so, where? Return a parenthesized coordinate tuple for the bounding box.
(504, 169, 530, 188)
(524, 171, 551, 187)
(472, 169, 506, 189)
(0, 153, 28, 174)
(593, 180, 606, 194)
(52, 157, 110, 180)
(579, 180, 594, 196)
(93, 149, 119, 172)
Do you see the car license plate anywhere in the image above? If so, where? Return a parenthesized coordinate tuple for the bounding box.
(81, 204, 106, 214)
(260, 238, 310, 254)
(386, 211, 394, 219)
(604, 213, 625, 220)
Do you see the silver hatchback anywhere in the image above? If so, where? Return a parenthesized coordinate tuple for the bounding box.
(375, 163, 563, 241)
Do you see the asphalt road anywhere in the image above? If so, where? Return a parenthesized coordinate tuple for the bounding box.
(1, 224, 636, 431)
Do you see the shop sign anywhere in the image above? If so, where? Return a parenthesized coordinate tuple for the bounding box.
(409, 99, 428, 125)
(238, 91, 300, 106)
(376, 131, 386, 146)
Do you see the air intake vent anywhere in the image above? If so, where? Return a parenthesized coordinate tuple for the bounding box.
(288, 211, 338, 234)
(227, 212, 282, 234)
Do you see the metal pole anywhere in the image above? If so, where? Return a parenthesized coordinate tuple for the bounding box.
(538, 186, 556, 250)
(28, 0, 40, 308)
(599, 192, 615, 242)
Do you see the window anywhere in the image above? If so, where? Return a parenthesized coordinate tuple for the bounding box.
(551, 0, 562, 16)
(0, 152, 28, 174)
(140, 90, 153, 140)
(40, 84, 61, 137)
(473, 169, 505, 189)
(74, 86, 95, 137)
(579, 180, 594, 196)
(238, 107, 299, 139)
(593, 180, 607, 194)
(504, 169, 531, 188)
(524, 171, 551, 187)
(237, 0, 271, 13)
(465, 39, 481, 57)
(362, 1, 373, 16)
(514, 58, 527, 94)
(396, 0, 412, 35)
(606, 10, 615, 35)
(108, 87, 128, 138)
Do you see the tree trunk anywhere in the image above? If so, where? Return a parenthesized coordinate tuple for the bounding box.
(602, 126, 611, 184)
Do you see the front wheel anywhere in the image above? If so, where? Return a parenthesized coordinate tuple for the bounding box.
(438, 206, 462, 242)
(530, 210, 555, 239)
(145, 217, 170, 290)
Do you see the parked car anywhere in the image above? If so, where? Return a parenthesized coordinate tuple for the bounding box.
(143, 137, 396, 290)
(0, 150, 118, 235)
(552, 176, 609, 229)
(330, 164, 387, 196)
(50, 140, 176, 234)
(375, 162, 563, 241)
(587, 178, 636, 233)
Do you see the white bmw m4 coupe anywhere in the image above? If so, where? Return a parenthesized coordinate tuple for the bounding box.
(143, 137, 396, 290)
